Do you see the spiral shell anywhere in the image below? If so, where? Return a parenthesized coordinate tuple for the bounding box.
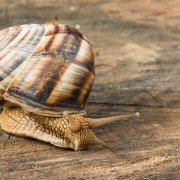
(0, 22, 95, 116)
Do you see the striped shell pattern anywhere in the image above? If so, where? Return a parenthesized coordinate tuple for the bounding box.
(0, 22, 95, 116)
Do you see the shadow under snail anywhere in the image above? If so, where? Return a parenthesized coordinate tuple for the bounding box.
(0, 21, 140, 151)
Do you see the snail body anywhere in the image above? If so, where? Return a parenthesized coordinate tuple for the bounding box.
(0, 21, 140, 150)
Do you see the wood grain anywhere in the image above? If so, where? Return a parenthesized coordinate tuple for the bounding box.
(0, 0, 180, 179)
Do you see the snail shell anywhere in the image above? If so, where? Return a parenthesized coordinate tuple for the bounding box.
(0, 21, 95, 116)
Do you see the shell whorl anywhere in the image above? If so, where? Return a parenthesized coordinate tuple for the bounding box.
(0, 22, 95, 116)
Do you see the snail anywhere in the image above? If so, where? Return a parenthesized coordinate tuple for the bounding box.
(0, 21, 140, 151)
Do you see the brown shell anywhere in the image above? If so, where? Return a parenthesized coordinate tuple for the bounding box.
(0, 21, 95, 116)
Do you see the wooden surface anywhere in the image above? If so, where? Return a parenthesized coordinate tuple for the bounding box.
(0, 0, 180, 179)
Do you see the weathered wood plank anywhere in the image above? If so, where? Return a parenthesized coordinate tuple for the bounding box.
(0, 0, 179, 179)
(0, 105, 179, 179)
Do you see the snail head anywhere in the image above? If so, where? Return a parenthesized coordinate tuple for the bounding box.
(65, 112, 140, 151)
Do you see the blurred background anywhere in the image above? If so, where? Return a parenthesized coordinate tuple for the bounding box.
(0, 0, 179, 179)
(1, 0, 179, 108)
